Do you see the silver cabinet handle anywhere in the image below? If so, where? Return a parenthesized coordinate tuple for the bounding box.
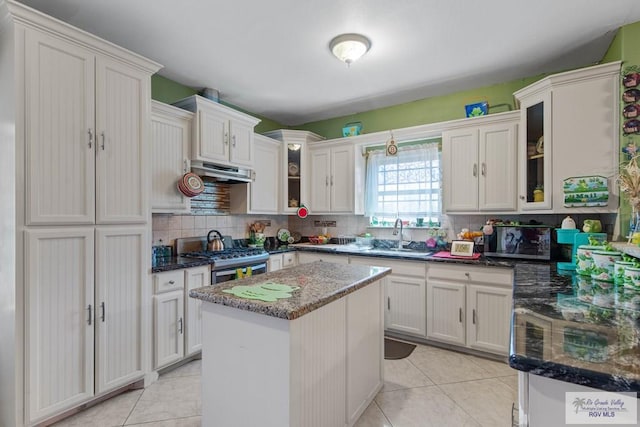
(232, 135, 236, 147)
(183, 159, 188, 173)
(465, 272, 470, 279)
(252, 170, 256, 181)
(473, 164, 477, 177)
(224, 132, 229, 145)
(330, 176, 334, 186)
(100, 301, 106, 322)
(169, 280, 175, 284)
(459, 307, 462, 323)
(472, 309, 476, 324)
(387, 297, 391, 310)
(88, 129, 93, 149)
(100, 132, 105, 150)
(178, 317, 183, 334)
(325, 176, 329, 187)
(87, 304, 92, 325)
(481, 163, 486, 176)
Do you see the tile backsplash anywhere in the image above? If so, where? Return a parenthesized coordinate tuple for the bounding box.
(153, 212, 619, 249)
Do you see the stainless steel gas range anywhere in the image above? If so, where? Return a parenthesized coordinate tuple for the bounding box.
(176, 236, 269, 284)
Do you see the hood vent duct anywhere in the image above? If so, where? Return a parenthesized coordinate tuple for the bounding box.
(190, 160, 253, 184)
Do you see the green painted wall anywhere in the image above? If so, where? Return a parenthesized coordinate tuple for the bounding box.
(295, 76, 543, 139)
(150, 75, 284, 134)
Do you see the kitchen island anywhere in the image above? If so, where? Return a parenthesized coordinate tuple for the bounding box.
(510, 263, 640, 425)
(189, 261, 391, 427)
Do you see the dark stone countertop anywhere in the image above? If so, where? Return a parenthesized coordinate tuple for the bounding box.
(151, 256, 213, 272)
(189, 261, 391, 320)
(509, 263, 640, 392)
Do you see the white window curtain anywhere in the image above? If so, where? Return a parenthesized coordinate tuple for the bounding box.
(364, 142, 441, 221)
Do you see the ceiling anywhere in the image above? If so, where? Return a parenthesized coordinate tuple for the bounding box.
(16, 0, 640, 126)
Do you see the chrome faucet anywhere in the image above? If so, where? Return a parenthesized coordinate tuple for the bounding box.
(393, 218, 403, 249)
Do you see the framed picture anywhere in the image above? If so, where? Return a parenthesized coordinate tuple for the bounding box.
(450, 240, 475, 257)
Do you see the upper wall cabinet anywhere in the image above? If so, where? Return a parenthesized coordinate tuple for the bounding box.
(230, 134, 281, 214)
(514, 61, 621, 213)
(25, 29, 160, 225)
(308, 143, 355, 214)
(172, 95, 260, 169)
(263, 129, 325, 215)
(442, 112, 519, 213)
(151, 101, 193, 214)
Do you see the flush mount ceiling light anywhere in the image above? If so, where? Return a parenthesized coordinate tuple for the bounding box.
(329, 33, 371, 66)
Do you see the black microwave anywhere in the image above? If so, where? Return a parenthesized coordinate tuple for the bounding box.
(484, 225, 552, 260)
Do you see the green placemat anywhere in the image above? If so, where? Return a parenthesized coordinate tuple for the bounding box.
(223, 282, 299, 301)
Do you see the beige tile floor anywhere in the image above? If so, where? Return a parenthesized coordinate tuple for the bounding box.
(51, 342, 518, 427)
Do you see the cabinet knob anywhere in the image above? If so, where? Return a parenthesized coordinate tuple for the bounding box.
(465, 272, 470, 278)
(169, 280, 175, 284)
(519, 195, 525, 200)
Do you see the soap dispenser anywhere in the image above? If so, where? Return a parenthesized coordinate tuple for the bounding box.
(561, 216, 576, 229)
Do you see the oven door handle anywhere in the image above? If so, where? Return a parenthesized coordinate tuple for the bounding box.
(214, 263, 267, 277)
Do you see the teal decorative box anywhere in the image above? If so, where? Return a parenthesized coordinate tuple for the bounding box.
(342, 122, 362, 137)
(465, 102, 488, 117)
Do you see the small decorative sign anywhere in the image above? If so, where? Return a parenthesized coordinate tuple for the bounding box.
(450, 240, 475, 257)
(465, 101, 488, 117)
(386, 132, 398, 156)
(563, 176, 609, 207)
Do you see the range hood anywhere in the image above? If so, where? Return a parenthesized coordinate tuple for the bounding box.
(191, 160, 253, 184)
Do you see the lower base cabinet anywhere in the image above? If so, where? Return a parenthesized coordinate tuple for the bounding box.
(297, 251, 349, 265)
(268, 252, 297, 272)
(427, 264, 513, 355)
(153, 265, 210, 370)
(25, 226, 147, 424)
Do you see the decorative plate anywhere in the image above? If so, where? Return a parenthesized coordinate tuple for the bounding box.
(563, 176, 608, 207)
(183, 173, 204, 194)
(291, 231, 302, 243)
(277, 228, 291, 243)
(288, 162, 299, 177)
(177, 180, 198, 198)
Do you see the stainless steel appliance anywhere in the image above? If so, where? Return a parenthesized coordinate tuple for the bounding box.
(176, 237, 269, 284)
(484, 225, 552, 260)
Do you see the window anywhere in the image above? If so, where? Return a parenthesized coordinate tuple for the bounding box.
(364, 139, 441, 226)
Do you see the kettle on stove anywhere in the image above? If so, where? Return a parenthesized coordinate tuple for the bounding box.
(207, 229, 225, 251)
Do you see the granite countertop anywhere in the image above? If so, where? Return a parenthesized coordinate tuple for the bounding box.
(189, 261, 391, 320)
(151, 256, 213, 273)
(509, 263, 640, 392)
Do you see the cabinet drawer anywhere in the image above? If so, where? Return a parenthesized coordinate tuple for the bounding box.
(427, 264, 512, 286)
(154, 270, 185, 294)
(350, 256, 426, 278)
(282, 252, 296, 268)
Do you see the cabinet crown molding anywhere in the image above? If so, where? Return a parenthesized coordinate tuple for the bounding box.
(172, 95, 260, 126)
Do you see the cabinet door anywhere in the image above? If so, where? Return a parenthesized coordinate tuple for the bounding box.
(269, 254, 283, 272)
(25, 228, 95, 423)
(154, 290, 185, 369)
(95, 226, 146, 393)
(442, 128, 479, 211)
(385, 275, 426, 337)
(229, 119, 254, 167)
(466, 284, 512, 355)
(95, 56, 150, 224)
(426, 281, 466, 346)
(197, 108, 228, 163)
(24, 30, 96, 225)
(331, 146, 354, 212)
(479, 123, 517, 211)
(282, 251, 297, 268)
(151, 105, 191, 213)
(518, 92, 552, 210)
(250, 135, 280, 213)
(310, 148, 331, 212)
(185, 266, 209, 356)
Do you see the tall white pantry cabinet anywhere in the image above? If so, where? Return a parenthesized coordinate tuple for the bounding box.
(0, 2, 162, 426)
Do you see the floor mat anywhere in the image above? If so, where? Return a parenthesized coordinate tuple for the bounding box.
(384, 338, 417, 360)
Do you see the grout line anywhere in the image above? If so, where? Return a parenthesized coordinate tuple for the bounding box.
(122, 388, 146, 426)
(373, 400, 395, 427)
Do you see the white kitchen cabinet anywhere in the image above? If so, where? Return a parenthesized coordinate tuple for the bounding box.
(350, 256, 427, 338)
(151, 100, 192, 214)
(442, 112, 519, 213)
(427, 264, 513, 355)
(154, 290, 185, 369)
(309, 144, 354, 213)
(262, 130, 325, 214)
(25, 29, 155, 225)
(94, 227, 146, 393)
(297, 251, 350, 265)
(514, 61, 621, 213)
(426, 281, 466, 346)
(172, 95, 260, 169)
(25, 226, 147, 422)
(268, 251, 297, 272)
(230, 134, 280, 214)
(185, 265, 209, 356)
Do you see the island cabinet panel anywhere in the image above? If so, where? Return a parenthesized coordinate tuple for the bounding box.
(199, 278, 384, 427)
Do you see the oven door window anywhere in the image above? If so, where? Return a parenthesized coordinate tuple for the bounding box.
(213, 263, 267, 284)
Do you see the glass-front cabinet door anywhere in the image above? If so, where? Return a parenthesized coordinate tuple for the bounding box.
(518, 91, 552, 210)
(286, 142, 303, 212)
